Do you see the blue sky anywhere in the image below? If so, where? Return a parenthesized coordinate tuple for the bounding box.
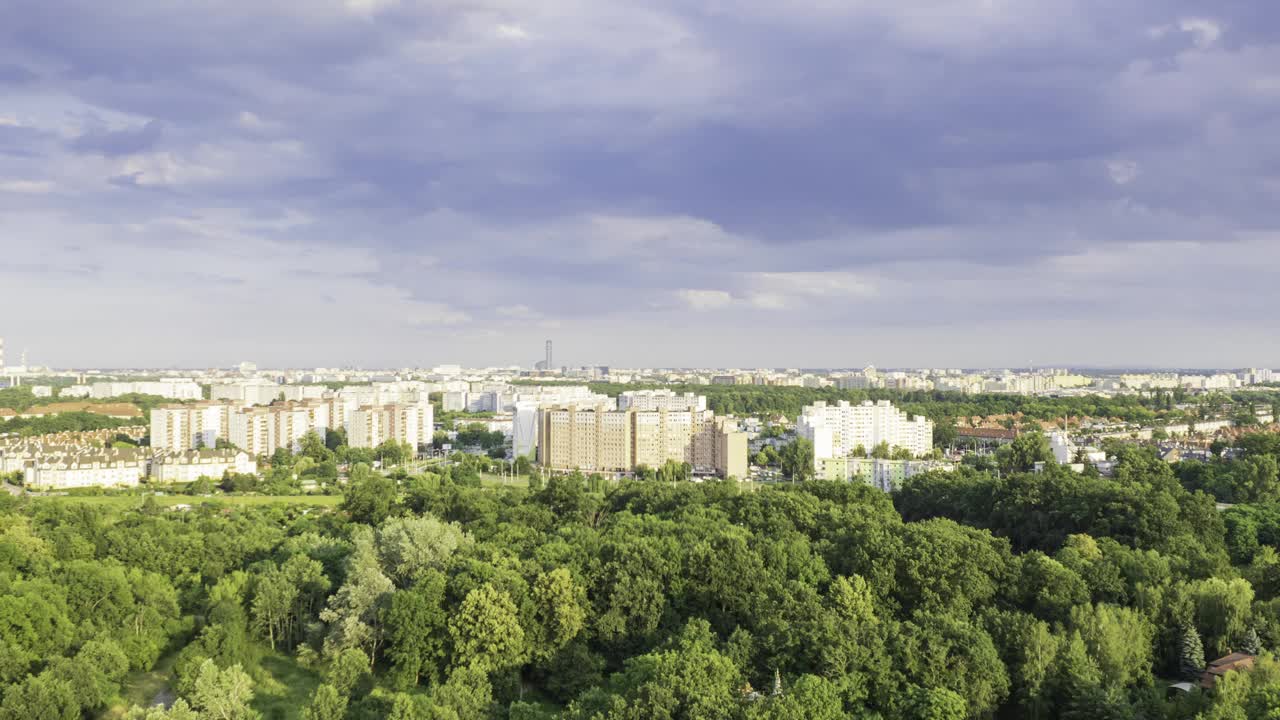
(2, 1, 1278, 369)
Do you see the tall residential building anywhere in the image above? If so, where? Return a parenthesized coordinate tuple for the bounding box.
(228, 400, 329, 457)
(349, 400, 433, 449)
(151, 402, 236, 452)
(513, 401, 540, 459)
(536, 402, 746, 478)
(545, 340, 553, 370)
(798, 400, 933, 472)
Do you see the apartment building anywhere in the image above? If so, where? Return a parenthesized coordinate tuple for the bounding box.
(798, 400, 933, 463)
(210, 379, 282, 406)
(229, 400, 329, 456)
(150, 402, 236, 452)
(90, 379, 203, 400)
(152, 449, 257, 483)
(536, 403, 747, 478)
(817, 457, 954, 492)
(349, 400, 434, 449)
(618, 390, 708, 412)
(24, 448, 147, 489)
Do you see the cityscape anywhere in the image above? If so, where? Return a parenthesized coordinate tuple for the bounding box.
(7, 0, 1280, 717)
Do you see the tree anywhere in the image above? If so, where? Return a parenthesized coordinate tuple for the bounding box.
(343, 467, 397, 526)
(251, 565, 298, 650)
(326, 648, 370, 696)
(1000, 432, 1054, 473)
(1240, 626, 1263, 656)
(383, 571, 449, 689)
(902, 685, 967, 720)
(1178, 621, 1206, 680)
(191, 660, 259, 720)
(0, 673, 79, 720)
(302, 684, 347, 720)
(300, 431, 332, 463)
(531, 568, 587, 661)
(870, 441, 891, 459)
(449, 583, 526, 673)
(431, 665, 493, 720)
(779, 438, 814, 482)
(375, 440, 413, 467)
(376, 515, 467, 587)
(1070, 603, 1153, 689)
(1191, 577, 1255, 656)
(321, 527, 394, 661)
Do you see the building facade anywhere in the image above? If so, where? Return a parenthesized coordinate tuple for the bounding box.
(536, 403, 747, 478)
(798, 400, 933, 463)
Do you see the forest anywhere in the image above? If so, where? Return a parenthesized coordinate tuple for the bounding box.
(4, 441, 1280, 718)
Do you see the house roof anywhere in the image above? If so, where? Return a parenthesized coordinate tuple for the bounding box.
(1200, 653, 1255, 688)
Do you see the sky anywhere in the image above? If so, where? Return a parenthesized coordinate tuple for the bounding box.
(2, 0, 1279, 370)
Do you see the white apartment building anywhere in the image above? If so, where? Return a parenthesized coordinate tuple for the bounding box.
(798, 400, 933, 464)
(348, 400, 434, 449)
(91, 380, 202, 400)
(59, 385, 93, 398)
(210, 379, 282, 406)
(151, 402, 236, 452)
(825, 457, 954, 492)
(513, 401, 540, 458)
(152, 449, 257, 483)
(24, 450, 147, 489)
(618, 390, 708, 412)
(281, 385, 327, 402)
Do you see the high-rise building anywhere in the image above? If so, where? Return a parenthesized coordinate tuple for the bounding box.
(228, 400, 330, 457)
(545, 340, 553, 370)
(348, 400, 433, 449)
(0, 336, 5, 370)
(536, 401, 746, 478)
(151, 402, 237, 452)
(797, 400, 933, 472)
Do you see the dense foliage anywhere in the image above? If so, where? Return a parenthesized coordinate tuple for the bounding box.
(4, 443, 1280, 718)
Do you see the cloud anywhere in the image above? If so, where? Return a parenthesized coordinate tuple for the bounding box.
(676, 289, 734, 311)
(0, 179, 55, 193)
(3, 1, 1280, 367)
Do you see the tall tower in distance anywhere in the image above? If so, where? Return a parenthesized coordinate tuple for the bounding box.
(0, 336, 5, 370)
(545, 340, 553, 371)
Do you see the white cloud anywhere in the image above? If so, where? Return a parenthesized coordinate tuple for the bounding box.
(407, 305, 471, 326)
(0, 180, 55, 194)
(676, 289, 734, 311)
(496, 304, 536, 318)
(748, 271, 878, 300)
(1180, 18, 1222, 49)
(1107, 159, 1140, 185)
(495, 24, 529, 40)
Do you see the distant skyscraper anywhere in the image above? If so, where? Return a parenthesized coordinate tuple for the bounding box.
(545, 340, 553, 370)
(0, 336, 4, 370)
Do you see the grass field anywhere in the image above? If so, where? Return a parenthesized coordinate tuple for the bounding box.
(253, 652, 324, 720)
(31, 493, 344, 509)
(103, 649, 179, 719)
(478, 472, 530, 488)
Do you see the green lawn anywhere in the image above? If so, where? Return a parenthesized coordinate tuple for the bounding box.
(102, 649, 179, 719)
(33, 493, 344, 509)
(478, 472, 530, 489)
(253, 651, 324, 720)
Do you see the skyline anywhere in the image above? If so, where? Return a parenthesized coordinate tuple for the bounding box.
(4, 1, 1280, 368)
